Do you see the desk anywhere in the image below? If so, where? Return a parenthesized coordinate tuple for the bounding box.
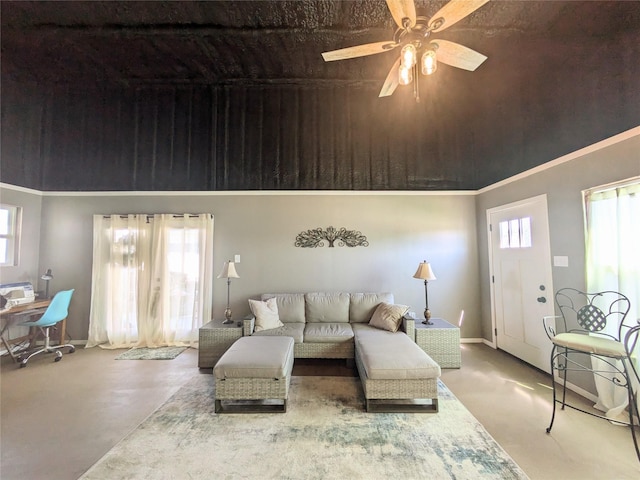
(0, 299, 54, 361)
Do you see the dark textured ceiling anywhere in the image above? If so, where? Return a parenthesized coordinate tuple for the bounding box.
(2, 1, 640, 190)
(3, 0, 640, 87)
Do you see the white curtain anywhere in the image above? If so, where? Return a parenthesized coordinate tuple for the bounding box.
(585, 179, 640, 419)
(87, 213, 214, 349)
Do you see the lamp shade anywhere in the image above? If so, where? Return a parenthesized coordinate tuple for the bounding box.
(413, 261, 436, 281)
(217, 261, 239, 279)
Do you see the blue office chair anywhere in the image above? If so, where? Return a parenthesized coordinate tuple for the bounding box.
(18, 289, 75, 367)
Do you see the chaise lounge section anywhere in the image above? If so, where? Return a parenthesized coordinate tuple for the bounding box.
(353, 323, 441, 412)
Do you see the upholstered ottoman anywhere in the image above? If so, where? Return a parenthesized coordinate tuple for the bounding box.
(214, 336, 294, 413)
(353, 324, 441, 413)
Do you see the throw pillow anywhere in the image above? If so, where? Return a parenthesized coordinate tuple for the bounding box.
(369, 302, 410, 333)
(249, 298, 284, 332)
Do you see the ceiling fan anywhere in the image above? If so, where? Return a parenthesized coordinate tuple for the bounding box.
(321, 0, 491, 99)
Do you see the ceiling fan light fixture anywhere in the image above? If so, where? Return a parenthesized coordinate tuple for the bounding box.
(400, 43, 417, 69)
(321, 0, 490, 100)
(421, 49, 437, 75)
(398, 64, 413, 85)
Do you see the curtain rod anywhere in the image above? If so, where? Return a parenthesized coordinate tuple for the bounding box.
(102, 214, 211, 219)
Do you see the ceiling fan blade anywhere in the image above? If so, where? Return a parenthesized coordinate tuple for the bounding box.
(386, 0, 417, 28)
(431, 39, 487, 71)
(322, 41, 398, 62)
(379, 58, 401, 97)
(429, 0, 490, 33)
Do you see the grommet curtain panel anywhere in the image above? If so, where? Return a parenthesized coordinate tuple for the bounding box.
(584, 178, 640, 419)
(86, 213, 214, 349)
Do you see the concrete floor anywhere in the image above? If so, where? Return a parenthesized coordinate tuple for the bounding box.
(1, 343, 638, 479)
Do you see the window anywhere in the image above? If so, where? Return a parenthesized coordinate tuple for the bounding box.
(499, 216, 532, 249)
(0, 205, 21, 267)
(87, 214, 214, 349)
(583, 176, 639, 417)
(584, 177, 639, 306)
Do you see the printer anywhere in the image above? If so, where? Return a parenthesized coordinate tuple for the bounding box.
(0, 282, 36, 309)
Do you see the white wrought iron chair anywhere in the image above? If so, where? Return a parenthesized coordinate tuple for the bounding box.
(543, 288, 639, 462)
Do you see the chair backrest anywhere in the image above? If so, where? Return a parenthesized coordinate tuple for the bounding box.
(34, 289, 75, 326)
(555, 288, 630, 341)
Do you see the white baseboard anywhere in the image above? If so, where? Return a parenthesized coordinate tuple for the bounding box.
(553, 374, 599, 403)
(460, 338, 485, 344)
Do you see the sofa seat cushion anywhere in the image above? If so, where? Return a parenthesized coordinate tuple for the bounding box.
(349, 292, 394, 323)
(261, 293, 306, 323)
(305, 292, 350, 323)
(353, 324, 441, 380)
(214, 336, 294, 380)
(304, 322, 354, 343)
(252, 323, 305, 344)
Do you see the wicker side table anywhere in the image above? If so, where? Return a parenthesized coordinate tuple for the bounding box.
(198, 319, 243, 368)
(414, 317, 461, 368)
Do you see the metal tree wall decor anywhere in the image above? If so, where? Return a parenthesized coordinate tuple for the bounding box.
(295, 226, 369, 248)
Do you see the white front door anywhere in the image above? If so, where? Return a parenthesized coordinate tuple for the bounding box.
(488, 194, 555, 373)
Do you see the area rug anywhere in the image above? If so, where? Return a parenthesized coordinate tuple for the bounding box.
(80, 375, 529, 480)
(114, 346, 187, 360)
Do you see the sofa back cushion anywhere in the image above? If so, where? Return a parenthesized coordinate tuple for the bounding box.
(305, 292, 350, 323)
(349, 292, 394, 323)
(261, 293, 306, 323)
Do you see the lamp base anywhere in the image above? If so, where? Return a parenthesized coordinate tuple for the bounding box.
(422, 308, 433, 325)
(222, 307, 233, 324)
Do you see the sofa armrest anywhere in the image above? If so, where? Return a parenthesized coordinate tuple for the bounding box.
(402, 316, 416, 341)
(243, 316, 255, 336)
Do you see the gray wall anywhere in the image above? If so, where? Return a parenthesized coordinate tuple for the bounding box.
(31, 192, 479, 342)
(476, 129, 640, 394)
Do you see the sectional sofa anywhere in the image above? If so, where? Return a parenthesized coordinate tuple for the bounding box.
(242, 292, 441, 412)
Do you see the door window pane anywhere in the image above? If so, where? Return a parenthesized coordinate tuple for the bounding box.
(520, 217, 532, 248)
(499, 221, 509, 249)
(499, 216, 533, 249)
(509, 219, 520, 248)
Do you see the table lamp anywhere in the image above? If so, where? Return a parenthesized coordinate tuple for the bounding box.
(413, 261, 436, 325)
(217, 261, 239, 324)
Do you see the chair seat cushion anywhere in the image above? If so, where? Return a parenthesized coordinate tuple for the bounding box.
(552, 332, 626, 357)
(304, 322, 354, 343)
